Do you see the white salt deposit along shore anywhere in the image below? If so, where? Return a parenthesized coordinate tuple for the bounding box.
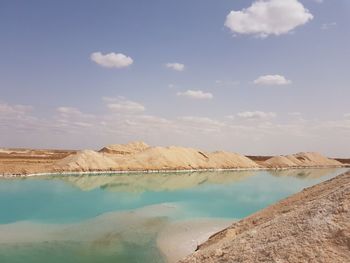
(157, 218, 233, 263)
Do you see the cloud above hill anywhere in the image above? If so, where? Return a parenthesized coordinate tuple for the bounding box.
(237, 111, 277, 120)
(103, 97, 145, 113)
(1, 100, 349, 156)
(177, 90, 213, 100)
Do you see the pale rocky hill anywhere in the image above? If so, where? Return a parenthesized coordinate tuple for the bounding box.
(54, 150, 117, 171)
(53, 145, 344, 173)
(53, 143, 260, 172)
(180, 171, 350, 263)
(109, 146, 260, 171)
(9, 143, 344, 175)
(263, 152, 342, 168)
(207, 151, 259, 169)
(99, 141, 149, 155)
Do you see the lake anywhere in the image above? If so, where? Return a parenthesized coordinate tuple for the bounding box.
(0, 168, 347, 263)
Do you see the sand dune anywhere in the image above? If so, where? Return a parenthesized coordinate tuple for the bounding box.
(54, 150, 117, 171)
(54, 143, 260, 172)
(110, 146, 260, 170)
(263, 152, 342, 168)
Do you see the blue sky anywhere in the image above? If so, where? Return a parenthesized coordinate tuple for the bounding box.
(0, 0, 349, 156)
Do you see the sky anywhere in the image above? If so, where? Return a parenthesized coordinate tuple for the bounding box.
(0, 0, 349, 157)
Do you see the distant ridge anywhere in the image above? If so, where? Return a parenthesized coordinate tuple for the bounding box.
(54, 142, 260, 172)
(263, 152, 343, 168)
(0, 142, 346, 176)
(52, 142, 344, 173)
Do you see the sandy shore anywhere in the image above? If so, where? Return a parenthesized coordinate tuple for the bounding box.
(157, 218, 233, 263)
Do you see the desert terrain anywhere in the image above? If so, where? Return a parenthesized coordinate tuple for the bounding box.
(0, 141, 346, 176)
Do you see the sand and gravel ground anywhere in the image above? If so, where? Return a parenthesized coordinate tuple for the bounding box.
(0, 148, 75, 175)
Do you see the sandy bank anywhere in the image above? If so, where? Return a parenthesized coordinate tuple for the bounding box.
(180, 170, 350, 263)
(157, 218, 232, 263)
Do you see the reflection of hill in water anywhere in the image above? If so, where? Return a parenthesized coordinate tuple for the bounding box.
(267, 168, 338, 179)
(59, 171, 258, 192)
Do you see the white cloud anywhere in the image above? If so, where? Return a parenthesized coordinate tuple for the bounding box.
(0, 103, 32, 116)
(254, 75, 291, 85)
(2, 100, 350, 157)
(103, 97, 145, 113)
(321, 22, 336, 30)
(166, 63, 185, 71)
(178, 116, 224, 126)
(55, 107, 95, 129)
(237, 111, 277, 120)
(177, 90, 213, 100)
(225, 0, 313, 37)
(90, 52, 133, 68)
(56, 107, 94, 118)
(57, 107, 82, 115)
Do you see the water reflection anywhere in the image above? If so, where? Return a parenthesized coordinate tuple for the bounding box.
(51, 170, 259, 192)
(267, 168, 339, 179)
(47, 168, 342, 192)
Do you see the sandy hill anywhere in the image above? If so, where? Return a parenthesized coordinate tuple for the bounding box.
(180, 171, 350, 263)
(109, 146, 260, 171)
(53, 144, 260, 172)
(54, 150, 117, 171)
(99, 141, 149, 155)
(207, 151, 259, 168)
(263, 152, 343, 168)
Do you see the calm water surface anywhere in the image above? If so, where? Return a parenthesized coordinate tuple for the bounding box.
(0, 168, 347, 263)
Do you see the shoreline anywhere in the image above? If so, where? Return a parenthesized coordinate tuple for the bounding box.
(0, 165, 347, 178)
(157, 218, 233, 263)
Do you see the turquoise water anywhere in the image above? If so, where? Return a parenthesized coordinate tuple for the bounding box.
(0, 168, 347, 263)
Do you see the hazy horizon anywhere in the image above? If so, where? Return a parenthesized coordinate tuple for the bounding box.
(1, 0, 349, 157)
